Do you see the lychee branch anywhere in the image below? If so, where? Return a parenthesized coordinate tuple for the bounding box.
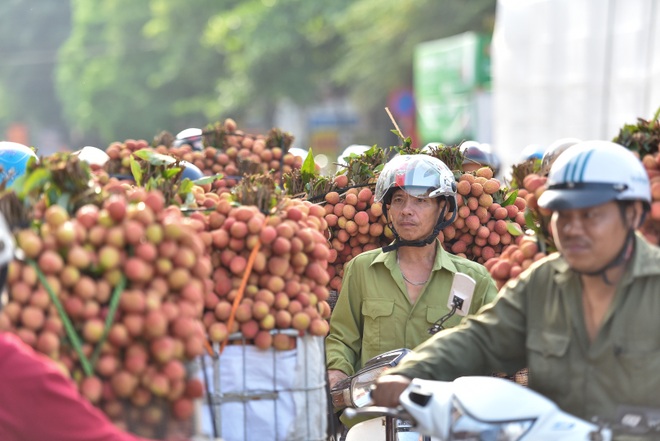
(28, 258, 94, 377)
(89, 275, 126, 368)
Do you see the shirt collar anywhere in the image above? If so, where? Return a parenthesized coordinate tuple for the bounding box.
(371, 239, 458, 273)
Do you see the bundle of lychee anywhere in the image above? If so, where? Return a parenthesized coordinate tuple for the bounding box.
(441, 166, 528, 264)
(634, 152, 660, 244)
(321, 175, 392, 294)
(0, 192, 211, 439)
(614, 109, 660, 245)
(511, 156, 558, 245)
(476, 158, 554, 287)
(104, 119, 303, 198)
(483, 235, 548, 290)
(301, 146, 392, 294)
(201, 174, 333, 353)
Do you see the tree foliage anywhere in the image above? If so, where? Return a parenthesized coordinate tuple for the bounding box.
(334, 0, 496, 110)
(202, 0, 353, 123)
(1, 0, 496, 148)
(57, 0, 228, 144)
(0, 0, 71, 133)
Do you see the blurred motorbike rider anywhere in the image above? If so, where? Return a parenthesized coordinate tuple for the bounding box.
(325, 154, 498, 390)
(372, 141, 660, 424)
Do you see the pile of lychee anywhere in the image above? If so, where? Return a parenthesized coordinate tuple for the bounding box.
(443, 167, 529, 264)
(104, 119, 303, 197)
(637, 151, 660, 244)
(200, 194, 333, 352)
(0, 190, 211, 437)
(321, 174, 392, 293)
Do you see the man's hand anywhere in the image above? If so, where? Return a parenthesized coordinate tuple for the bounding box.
(327, 369, 349, 389)
(371, 375, 412, 408)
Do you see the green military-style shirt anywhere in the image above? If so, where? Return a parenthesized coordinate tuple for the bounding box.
(388, 234, 660, 422)
(325, 240, 498, 376)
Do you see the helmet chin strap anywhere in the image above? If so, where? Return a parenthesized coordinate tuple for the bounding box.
(381, 199, 457, 253)
(574, 227, 635, 285)
(573, 204, 645, 285)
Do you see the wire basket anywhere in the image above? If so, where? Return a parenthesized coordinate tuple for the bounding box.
(197, 329, 328, 441)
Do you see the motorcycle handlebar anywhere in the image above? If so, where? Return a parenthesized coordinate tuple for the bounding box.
(343, 405, 413, 422)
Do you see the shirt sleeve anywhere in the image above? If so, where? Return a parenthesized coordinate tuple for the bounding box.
(325, 259, 363, 376)
(472, 266, 499, 310)
(386, 272, 529, 381)
(1, 334, 152, 441)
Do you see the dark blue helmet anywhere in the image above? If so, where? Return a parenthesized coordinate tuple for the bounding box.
(180, 160, 204, 181)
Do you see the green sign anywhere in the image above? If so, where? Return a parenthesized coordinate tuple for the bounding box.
(414, 32, 491, 145)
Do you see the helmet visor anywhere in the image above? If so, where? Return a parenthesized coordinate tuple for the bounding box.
(538, 182, 626, 210)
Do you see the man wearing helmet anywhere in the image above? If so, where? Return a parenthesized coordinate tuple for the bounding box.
(371, 141, 660, 424)
(325, 154, 498, 390)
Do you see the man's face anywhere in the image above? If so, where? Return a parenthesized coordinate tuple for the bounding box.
(388, 189, 442, 242)
(551, 201, 635, 273)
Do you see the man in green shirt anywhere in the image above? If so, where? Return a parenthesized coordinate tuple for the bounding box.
(326, 154, 498, 389)
(372, 140, 658, 423)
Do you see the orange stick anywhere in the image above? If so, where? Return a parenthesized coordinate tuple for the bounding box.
(219, 234, 263, 355)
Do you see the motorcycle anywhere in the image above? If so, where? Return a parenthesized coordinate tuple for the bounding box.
(328, 272, 478, 440)
(346, 374, 660, 440)
(330, 348, 429, 441)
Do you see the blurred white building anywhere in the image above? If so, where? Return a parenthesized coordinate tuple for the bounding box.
(492, 0, 660, 173)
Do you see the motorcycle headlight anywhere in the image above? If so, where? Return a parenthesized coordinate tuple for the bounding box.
(350, 366, 387, 408)
(450, 397, 534, 441)
(329, 366, 390, 409)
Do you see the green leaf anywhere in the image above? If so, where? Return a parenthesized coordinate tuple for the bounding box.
(502, 189, 518, 207)
(506, 220, 524, 236)
(301, 148, 317, 184)
(163, 167, 182, 179)
(524, 208, 536, 230)
(179, 179, 194, 195)
(130, 156, 143, 186)
(193, 174, 224, 186)
(16, 169, 51, 199)
(133, 149, 175, 166)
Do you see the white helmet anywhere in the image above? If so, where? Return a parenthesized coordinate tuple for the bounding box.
(459, 140, 493, 168)
(538, 140, 650, 211)
(375, 155, 458, 252)
(375, 154, 457, 204)
(540, 138, 582, 176)
(0, 212, 15, 305)
(519, 143, 545, 162)
(73, 146, 110, 167)
(288, 147, 308, 158)
(173, 128, 204, 151)
(337, 145, 370, 168)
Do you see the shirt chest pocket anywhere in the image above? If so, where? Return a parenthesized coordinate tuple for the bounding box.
(526, 329, 571, 397)
(362, 300, 395, 353)
(615, 341, 660, 404)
